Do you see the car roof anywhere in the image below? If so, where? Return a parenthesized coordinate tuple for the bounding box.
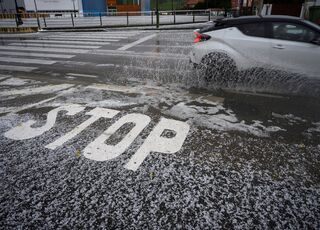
(220, 15, 303, 24)
(200, 15, 320, 33)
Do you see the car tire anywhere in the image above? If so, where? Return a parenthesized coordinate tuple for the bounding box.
(199, 52, 237, 83)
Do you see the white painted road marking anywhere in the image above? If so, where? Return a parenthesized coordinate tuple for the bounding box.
(0, 84, 74, 96)
(0, 64, 37, 72)
(0, 57, 56, 65)
(4, 104, 85, 140)
(46, 107, 119, 150)
(1, 87, 76, 114)
(0, 51, 75, 59)
(42, 37, 118, 42)
(67, 73, 98, 78)
(47, 35, 128, 39)
(9, 43, 101, 49)
(86, 84, 134, 93)
(0, 74, 11, 80)
(84, 113, 151, 161)
(0, 96, 57, 114)
(117, 34, 157, 51)
(0, 46, 90, 54)
(3, 104, 190, 171)
(1, 39, 109, 46)
(125, 117, 190, 171)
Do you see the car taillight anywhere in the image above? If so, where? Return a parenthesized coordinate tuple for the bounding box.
(194, 31, 211, 43)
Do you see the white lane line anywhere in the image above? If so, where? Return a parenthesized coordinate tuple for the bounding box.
(67, 73, 98, 78)
(0, 57, 56, 65)
(90, 50, 189, 60)
(86, 84, 135, 93)
(47, 35, 128, 39)
(2, 39, 108, 46)
(0, 74, 11, 80)
(0, 87, 76, 114)
(0, 46, 89, 54)
(42, 37, 117, 42)
(0, 51, 75, 59)
(96, 64, 115, 67)
(0, 65, 37, 72)
(0, 84, 74, 96)
(58, 32, 140, 35)
(9, 43, 101, 49)
(117, 34, 157, 51)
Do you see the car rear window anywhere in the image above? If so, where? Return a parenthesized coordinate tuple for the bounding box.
(199, 20, 228, 33)
(237, 22, 267, 38)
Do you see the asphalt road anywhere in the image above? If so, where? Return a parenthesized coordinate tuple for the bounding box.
(0, 30, 319, 229)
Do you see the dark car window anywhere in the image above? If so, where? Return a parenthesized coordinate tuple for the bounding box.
(237, 22, 267, 38)
(272, 22, 317, 43)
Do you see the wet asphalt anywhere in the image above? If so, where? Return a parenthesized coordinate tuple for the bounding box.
(0, 30, 319, 229)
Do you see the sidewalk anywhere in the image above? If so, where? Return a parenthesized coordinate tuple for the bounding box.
(39, 22, 211, 32)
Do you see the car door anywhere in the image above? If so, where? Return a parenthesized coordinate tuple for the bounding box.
(223, 22, 272, 69)
(269, 21, 320, 78)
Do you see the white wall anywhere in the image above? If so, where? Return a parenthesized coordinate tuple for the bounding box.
(24, 0, 81, 12)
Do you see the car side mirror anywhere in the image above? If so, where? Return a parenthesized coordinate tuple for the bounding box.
(310, 37, 320, 45)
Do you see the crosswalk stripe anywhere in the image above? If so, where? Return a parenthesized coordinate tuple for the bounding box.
(42, 37, 119, 42)
(55, 32, 140, 36)
(46, 35, 128, 39)
(0, 57, 56, 65)
(0, 46, 89, 54)
(67, 73, 98, 78)
(118, 34, 157, 51)
(0, 74, 11, 80)
(0, 84, 74, 96)
(0, 65, 37, 72)
(0, 51, 75, 59)
(8, 43, 101, 49)
(1, 39, 108, 46)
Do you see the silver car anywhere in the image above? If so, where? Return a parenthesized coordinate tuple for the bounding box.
(190, 15, 320, 80)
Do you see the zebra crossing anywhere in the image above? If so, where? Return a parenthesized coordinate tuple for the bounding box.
(0, 31, 142, 73)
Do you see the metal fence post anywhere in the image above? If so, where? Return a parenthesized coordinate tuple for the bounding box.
(36, 13, 41, 29)
(99, 12, 102, 26)
(192, 11, 195, 23)
(156, 0, 159, 28)
(151, 11, 153, 25)
(156, 10, 159, 28)
(15, 14, 18, 28)
(126, 12, 129, 26)
(174, 10, 176, 24)
(71, 13, 74, 27)
(43, 15, 47, 27)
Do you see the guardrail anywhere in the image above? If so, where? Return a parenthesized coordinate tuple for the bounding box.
(0, 10, 240, 30)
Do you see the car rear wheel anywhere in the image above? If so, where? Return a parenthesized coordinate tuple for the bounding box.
(199, 52, 237, 83)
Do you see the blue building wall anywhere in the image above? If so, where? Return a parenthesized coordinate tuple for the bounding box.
(141, 0, 150, 12)
(82, 0, 106, 14)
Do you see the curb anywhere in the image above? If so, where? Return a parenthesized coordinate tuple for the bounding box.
(0, 27, 38, 33)
(39, 22, 209, 32)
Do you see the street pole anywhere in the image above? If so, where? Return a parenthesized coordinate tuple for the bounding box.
(72, 0, 76, 17)
(14, 0, 20, 27)
(33, 0, 41, 29)
(156, 0, 159, 28)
